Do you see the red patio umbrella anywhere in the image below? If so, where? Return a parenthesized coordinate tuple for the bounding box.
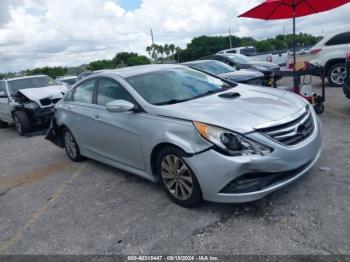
(239, 0, 350, 91)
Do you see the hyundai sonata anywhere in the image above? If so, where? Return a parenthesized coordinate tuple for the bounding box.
(46, 64, 322, 207)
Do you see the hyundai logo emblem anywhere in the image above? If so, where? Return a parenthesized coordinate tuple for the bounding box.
(296, 124, 306, 135)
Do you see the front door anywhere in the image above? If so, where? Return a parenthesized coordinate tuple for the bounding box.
(88, 77, 146, 171)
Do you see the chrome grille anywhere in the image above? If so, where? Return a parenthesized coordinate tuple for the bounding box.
(258, 109, 315, 146)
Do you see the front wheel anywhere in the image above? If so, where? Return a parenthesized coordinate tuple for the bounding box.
(13, 111, 32, 136)
(328, 63, 346, 87)
(156, 147, 202, 207)
(63, 129, 85, 162)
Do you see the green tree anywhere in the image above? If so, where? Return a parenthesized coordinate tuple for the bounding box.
(126, 56, 151, 66)
(112, 52, 138, 65)
(169, 44, 176, 59)
(87, 60, 115, 70)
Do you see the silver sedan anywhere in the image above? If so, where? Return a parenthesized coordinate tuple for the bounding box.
(46, 64, 322, 207)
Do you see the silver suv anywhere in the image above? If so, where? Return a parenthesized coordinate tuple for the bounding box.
(46, 65, 322, 207)
(0, 75, 67, 135)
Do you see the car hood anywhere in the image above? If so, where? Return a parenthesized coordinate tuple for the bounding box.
(19, 85, 67, 104)
(219, 69, 264, 82)
(246, 61, 280, 70)
(148, 85, 307, 134)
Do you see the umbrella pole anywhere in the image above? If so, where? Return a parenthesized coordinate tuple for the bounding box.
(292, 1, 299, 94)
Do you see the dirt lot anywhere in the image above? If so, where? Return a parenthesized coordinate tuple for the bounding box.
(0, 78, 350, 255)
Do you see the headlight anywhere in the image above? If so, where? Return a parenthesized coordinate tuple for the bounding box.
(193, 122, 272, 156)
(24, 102, 39, 110)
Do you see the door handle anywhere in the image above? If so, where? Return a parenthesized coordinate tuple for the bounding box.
(67, 106, 72, 110)
(93, 115, 100, 120)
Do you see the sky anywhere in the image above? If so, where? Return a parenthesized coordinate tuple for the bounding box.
(0, 0, 350, 73)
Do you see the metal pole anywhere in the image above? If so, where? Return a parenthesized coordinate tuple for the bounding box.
(150, 29, 157, 60)
(292, 0, 299, 94)
(229, 28, 232, 49)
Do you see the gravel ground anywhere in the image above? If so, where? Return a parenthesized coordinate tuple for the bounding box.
(0, 79, 349, 256)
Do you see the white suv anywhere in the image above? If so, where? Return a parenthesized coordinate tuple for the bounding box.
(309, 31, 350, 87)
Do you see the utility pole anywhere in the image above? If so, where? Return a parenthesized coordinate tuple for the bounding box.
(150, 29, 156, 59)
(229, 28, 232, 49)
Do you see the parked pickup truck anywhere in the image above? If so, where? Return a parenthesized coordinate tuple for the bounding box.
(0, 75, 67, 135)
(217, 46, 288, 67)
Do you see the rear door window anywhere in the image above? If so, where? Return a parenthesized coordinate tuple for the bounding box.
(73, 79, 95, 104)
(326, 32, 350, 46)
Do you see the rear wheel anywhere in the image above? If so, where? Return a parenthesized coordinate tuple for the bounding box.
(156, 146, 202, 207)
(328, 63, 346, 87)
(63, 129, 85, 162)
(13, 111, 32, 135)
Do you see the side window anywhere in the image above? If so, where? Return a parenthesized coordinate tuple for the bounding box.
(97, 78, 134, 106)
(73, 79, 95, 104)
(0, 81, 5, 93)
(326, 32, 350, 46)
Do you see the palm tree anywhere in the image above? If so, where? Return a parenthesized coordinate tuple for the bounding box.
(175, 46, 182, 62)
(146, 46, 152, 57)
(158, 45, 164, 60)
(169, 44, 175, 60)
(164, 44, 170, 58)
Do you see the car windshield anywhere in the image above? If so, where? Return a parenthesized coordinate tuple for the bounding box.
(190, 61, 235, 75)
(240, 48, 256, 56)
(8, 76, 56, 94)
(226, 54, 253, 64)
(59, 78, 77, 85)
(126, 68, 234, 105)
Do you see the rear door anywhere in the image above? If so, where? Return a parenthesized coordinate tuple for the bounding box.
(325, 32, 350, 60)
(62, 78, 98, 151)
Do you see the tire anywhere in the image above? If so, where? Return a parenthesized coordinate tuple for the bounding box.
(0, 120, 9, 128)
(156, 146, 202, 207)
(13, 111, 32, 136)
(63, 129, 85, 162)
(314, 103, 325, 115)
(327, 63, 346, 87)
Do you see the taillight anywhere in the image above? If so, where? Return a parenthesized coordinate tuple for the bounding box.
(266, 55, 272, 63)
(346, 51, 350, 59)
(310, 48, 322, 55)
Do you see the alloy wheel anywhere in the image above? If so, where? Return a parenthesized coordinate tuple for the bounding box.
(160, 155, 193, 200)
(14, 117, 22, 134)
(330, 66, 346, 86)
(65, 132, 77, 159)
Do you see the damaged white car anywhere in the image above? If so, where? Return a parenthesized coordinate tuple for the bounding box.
(0, 75, 67, 135)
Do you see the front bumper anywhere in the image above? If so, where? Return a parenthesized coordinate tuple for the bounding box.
(26, 107, 55, 126)
(185, 112, 322, 203)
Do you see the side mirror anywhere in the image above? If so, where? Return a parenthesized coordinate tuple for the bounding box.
(106, 100, 135, 113)
(0, 91, 7, 98)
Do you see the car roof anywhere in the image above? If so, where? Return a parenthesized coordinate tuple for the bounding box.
(7, 75, 49, 82)
(107, 64, 184, 78)
(182, 60, 221, 66)
(57, 75, 77, 80)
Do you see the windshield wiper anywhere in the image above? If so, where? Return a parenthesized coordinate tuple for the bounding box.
(154, 87, 233, 106)
(154, 98, 191, 106)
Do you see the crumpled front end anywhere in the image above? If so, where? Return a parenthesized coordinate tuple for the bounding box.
(184, 107, 322, 203)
